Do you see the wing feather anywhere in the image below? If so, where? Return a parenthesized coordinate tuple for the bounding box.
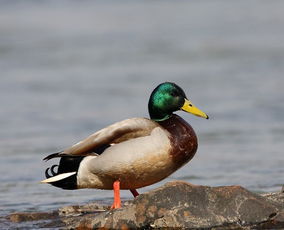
(44, 118, 159, 160)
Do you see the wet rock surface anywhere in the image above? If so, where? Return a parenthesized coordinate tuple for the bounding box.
(6, 181, 284, 229)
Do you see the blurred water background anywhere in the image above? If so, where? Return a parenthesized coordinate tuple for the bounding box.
(1, 0, 284, 228)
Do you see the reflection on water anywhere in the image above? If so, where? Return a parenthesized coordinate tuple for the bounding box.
(1, 0, 284, 225)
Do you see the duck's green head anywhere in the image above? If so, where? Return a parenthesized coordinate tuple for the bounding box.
(148, 82, 209, 121)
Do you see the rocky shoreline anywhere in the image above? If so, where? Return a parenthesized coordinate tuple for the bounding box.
(7, 181, 284, 229)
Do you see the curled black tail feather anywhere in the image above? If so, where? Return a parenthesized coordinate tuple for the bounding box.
(44, 144, 111, 189)
(45, 156, 84, 190)
(45, 165, 59, 178)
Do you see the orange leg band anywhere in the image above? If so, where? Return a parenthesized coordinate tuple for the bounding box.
(111, 180, 121, 209)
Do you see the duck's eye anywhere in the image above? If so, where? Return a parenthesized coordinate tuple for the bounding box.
(170, 91, 179, 97)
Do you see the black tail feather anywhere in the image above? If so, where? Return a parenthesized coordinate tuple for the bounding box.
(43, 152, 63, 161)
(50, 173, 78, 190)
(43, 143, 111, 161)
(45, 165, 59, 178)
(44, 156, 84, 190)
(43, 144, 111, 189)
(50, 165, 59, 175)
(45, 167, 51, 179)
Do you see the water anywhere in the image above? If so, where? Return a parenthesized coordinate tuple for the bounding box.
(1, 0, 284, 227)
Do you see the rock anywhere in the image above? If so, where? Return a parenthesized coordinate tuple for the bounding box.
(8, 203, 110, 229)
(9, 211, 58, 223)
(7, 181, 284, 229)
(58, 202, 109, 216)
(263, 192, 284, 209)
(69, 181, 284, 229)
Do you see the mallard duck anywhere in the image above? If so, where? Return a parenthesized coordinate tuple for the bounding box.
(42, 82, 208, 209)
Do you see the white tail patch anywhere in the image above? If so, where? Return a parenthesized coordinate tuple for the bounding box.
(40, 172, 76, 183)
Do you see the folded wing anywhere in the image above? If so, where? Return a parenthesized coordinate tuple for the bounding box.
(44, 118, 159, 160)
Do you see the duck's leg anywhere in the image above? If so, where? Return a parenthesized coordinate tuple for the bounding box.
(111, 180, 121, 209)
(130, 189, 139, 197)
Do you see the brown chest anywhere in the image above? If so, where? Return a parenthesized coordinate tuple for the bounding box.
(158, 115, 198, 168)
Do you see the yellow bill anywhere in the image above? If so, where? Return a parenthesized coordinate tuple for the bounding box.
(181, 99, 209, 119)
